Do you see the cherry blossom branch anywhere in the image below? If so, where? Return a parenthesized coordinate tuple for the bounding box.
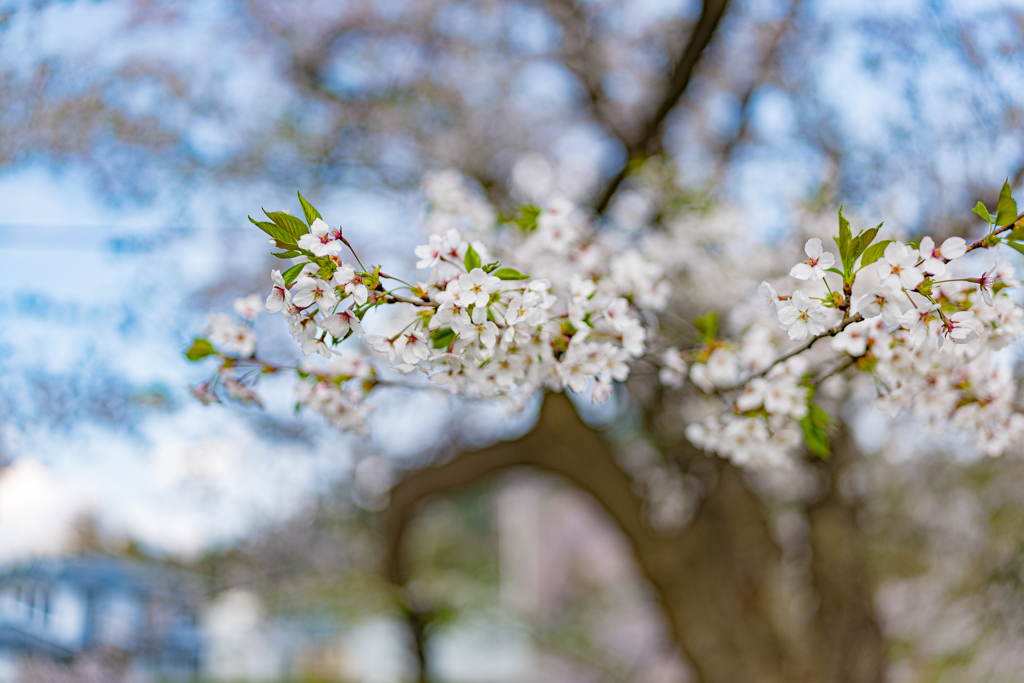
(960, 210, 1024, 257)
(739, 313, 864, 387)
(384, 293, 438, 308)
(340, 236, 366, 270)
(812, 355, 857, 386)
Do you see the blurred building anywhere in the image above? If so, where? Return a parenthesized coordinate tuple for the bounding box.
(0, 555, 202, 682)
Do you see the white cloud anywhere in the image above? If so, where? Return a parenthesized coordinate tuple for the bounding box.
(0, 459, 97, 563)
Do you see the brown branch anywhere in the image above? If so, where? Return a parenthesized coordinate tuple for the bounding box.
(547, 0, 631, 146)
(708, 0, 803, 188)
(385, 294, 439, 308)
(384, 393, 656, 585)
(725, 313, 864, 390)
(593, 0, 731, 214)
(382, 393, 834, 682)
(805, 424, 885, 683)
(813, 355, 857, 385)
(961, 210, 1024, 256)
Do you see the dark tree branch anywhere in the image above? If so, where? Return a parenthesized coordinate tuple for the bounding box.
(547, 0, 632, 146)
(806, 425, 885, 683)
(593, 0, 731, 214)
(384, 393, 657, 586)
(708, 0, 803, 188)
(382, 393, 884, 682)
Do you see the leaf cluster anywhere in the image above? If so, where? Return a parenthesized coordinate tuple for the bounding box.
(694, 311, 717, 345)
(463, 244, 529, 280)
(831, 207, 890, 284)
(800, 388, 833, 459)
(976, 180, 1023, 257)
(184, 338, 217, 362)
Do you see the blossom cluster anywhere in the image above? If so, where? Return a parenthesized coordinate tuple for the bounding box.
(364, 187, 662, 405)
(676, 211, 1024, 466)
(188, 179, 667, 433)
(187, 173, 1024, 467)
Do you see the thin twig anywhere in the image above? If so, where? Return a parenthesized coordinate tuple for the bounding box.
(736, 314, 865, 387)
(386, 294, 438, 308)
(593, 0, 731, 214)
(707, 0, 803, 187)
(813, 355, 856, 385)
(960, 211, 1024, 257)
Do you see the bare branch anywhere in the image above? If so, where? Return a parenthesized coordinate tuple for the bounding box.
(743, 313, 864, 385)
(708, 0, 804, 187)
(594, 0, 731, 214)
(384, 393, 655, 585)
(382, 393, 836, 681)
(546, 0, 631, 146)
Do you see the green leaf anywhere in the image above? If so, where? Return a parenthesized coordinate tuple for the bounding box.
(513, 205, 541, 232)
(464, 244, 482, 271)
(264, 209, 310, 241)
(858, 239, 893, 269)
(1004, 240, 1024, 258)
(1008, 226, 1024, 242)
(825, 267, 844, 277)
(249, 216, 295, 246)
(694, 311, 718, 345)
(272, 250, 303, 259)
(800, 402, 831, 458)
(430, 327, 456, 349)
(297, 191, 322, 226)
(835, 206, 853, 274)
(494, 267, 529, 280)
(185, 338, 217, 362)
(974, 201, 993, 223)
(849, 223, 881, 263)
(996, 179, 1018, 227)
(282, 262, 306, 285)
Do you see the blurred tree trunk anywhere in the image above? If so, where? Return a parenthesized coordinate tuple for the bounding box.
(384, 393, 884, 683)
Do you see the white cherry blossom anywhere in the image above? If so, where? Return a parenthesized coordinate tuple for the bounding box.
(402, 330, 431, 364)
(207, 313, 255, 357)
(194, 168, 1024, 469)
(456, 268, 501, 307)
(301, 338, 332, 358)
(777, 290, 827, 341)
(877, 241, 924, 290)
(333, 265, 369, 306)
(789, 238, 835, 281)
(266, 270, 290, 312)
(233, 293, 264, 320)
(974, 265, 998, 305)
(736, 378, 768, 412)
(758, 281, 780, 314)
(658, 348, 688, 388)
(901, 301, 940, 346)
(297, 218, 342, 257)
(603, 298, 632, 331)
(831, 321, 870, 356)
(918, 236, 966, 275)
(855, 285, 905, 327)
(941, 311, 980, 347)
(456, 306, 500, 349)
(291, 277, 338, 311)
(367, 334, 405, 364)
(322, 309, 363, 340)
